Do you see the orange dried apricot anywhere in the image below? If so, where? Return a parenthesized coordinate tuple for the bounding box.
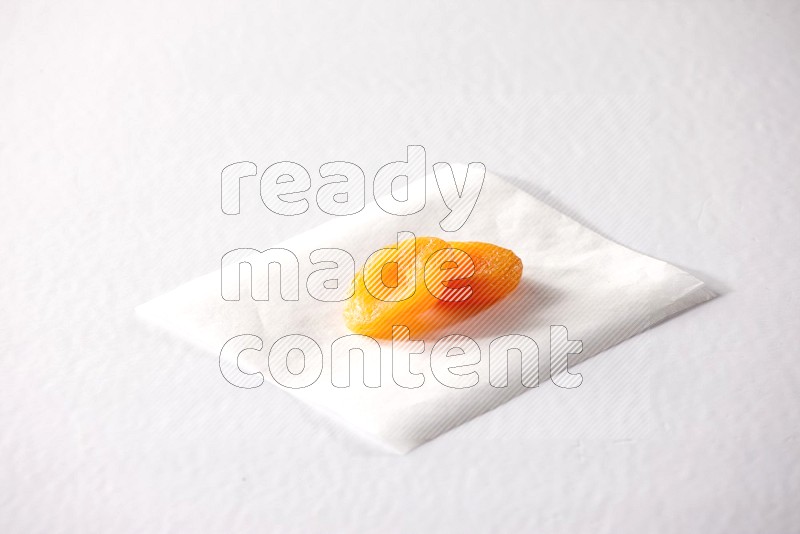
(343, 236, 450, 338)
(344, 237, 522, 338)
(444, 241, 523, 306)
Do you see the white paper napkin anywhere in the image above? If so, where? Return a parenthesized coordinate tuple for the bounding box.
(137, 166, 715, 453)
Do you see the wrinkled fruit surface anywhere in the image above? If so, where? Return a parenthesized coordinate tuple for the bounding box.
(344, 237, 523, 338)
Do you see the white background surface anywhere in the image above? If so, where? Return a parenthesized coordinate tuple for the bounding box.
(1, 1, 799, 532)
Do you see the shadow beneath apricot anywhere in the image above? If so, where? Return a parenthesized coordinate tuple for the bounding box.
(416, 277, 565, 342)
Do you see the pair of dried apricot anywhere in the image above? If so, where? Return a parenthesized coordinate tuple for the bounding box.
(344, 237, 523, 338)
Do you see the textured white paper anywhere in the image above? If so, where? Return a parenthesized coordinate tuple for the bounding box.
(137, 167, 715, 453)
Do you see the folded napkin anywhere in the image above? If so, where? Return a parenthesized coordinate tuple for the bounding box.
(137, 166, 714, 453)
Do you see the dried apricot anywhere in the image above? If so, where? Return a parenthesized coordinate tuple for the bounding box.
(343, 236, 450, 338)
(344, 237, 523, 338)
(444, 241, 523, 306)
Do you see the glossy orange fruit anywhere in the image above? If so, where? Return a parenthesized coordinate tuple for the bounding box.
(344, 237, 523, 338)
(444, 241, 523, 306)
(343, 236, 449, 338)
